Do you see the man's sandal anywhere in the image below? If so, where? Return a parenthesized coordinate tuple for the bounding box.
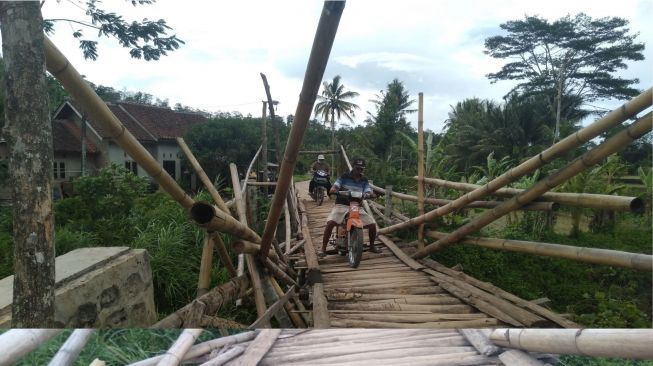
(368, 245, 382, 254)
(318, 249, 327, 258)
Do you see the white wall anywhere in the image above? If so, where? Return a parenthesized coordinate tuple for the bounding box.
(156, 141, 181, 180)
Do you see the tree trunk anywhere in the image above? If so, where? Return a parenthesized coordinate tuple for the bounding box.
(0, 2, 56, 327)
(330, 110, 335, 169)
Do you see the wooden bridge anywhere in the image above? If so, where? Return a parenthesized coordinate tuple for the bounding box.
(5, 1, 651, 364)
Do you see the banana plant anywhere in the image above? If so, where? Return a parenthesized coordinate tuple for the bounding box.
(637, 166, 652, 226)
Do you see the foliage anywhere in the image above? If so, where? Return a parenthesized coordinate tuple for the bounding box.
(43, 0, 184, 61)
(637, 166, 652, 225)
(314, 75, 360, 127)
(485, 13, 645, 118)
(559, 356, 653, 366)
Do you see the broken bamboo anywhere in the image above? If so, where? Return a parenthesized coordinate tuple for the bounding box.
(413, 111, 652, 258)
(378, 87, 652, 235)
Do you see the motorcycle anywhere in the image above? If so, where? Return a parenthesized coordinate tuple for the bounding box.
(330, 190, 367, 268)
(310, 170, 330, 206)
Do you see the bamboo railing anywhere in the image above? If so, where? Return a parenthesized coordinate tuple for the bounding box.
(420, 177, 645, 213)
(413, 111, 652, 258)
(490, 329, 653, 360)
(379, 87, 652, 235)
(258, 1, 346, 260)
(426, 231, 653, 271)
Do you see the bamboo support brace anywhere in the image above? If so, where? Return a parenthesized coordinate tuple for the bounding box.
(0, 329, 62, 366)
(47, 329, 94, 366)
(156, 329, 203, 366)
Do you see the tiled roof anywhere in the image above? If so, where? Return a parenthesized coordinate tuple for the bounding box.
(52, 119, 99, 154)
(118, 103, 207, 140)
(54, 101, 207, 142)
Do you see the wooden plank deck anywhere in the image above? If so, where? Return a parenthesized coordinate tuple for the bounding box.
(294, 180, 575, 328)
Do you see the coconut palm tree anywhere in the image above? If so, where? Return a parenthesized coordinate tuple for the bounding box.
(314, 75, 360, 164)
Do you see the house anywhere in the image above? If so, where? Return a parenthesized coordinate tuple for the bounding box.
(50, 100, 207, 185)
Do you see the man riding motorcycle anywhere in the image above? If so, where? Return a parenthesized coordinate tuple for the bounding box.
(309, 154, 332, 197)
(320, 157, 380, 257)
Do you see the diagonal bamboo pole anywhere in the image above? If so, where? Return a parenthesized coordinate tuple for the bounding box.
(413, 112, 652, 258)
(258, 1, 346, 260)
(176, 138, 229, 212)
(419, 177, 645, 212)
(156, 329, 203, 366)
(241, 145, 263, 200)
(0, 329, 62, 366)
(47, 329, 95, 366)
(417, 92, 425, 250)
(426, 230, 653, 271)
(43, 37, 258, 242)
(379, 87, 652, 235)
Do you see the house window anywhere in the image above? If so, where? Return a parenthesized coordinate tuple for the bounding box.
(125, 161, 138, 175)
(163, 160, 176, 180)
(53, 161, 65, 179)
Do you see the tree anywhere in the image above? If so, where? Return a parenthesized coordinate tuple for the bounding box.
(484, 13, 645, 142)
(0, 2, 56, 327)
(314, 75, 360, 164)
(43, 0, 184, 61)
(366, 79, 415, 161)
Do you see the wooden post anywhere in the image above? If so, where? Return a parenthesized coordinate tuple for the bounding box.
(257, 0, 346, 260)
(229, 163, 268, 324)
(384, 185, 393, 225)
(417, 92, 425, 250)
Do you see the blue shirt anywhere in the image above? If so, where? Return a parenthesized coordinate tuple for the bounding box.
(333, 171, 372, 205)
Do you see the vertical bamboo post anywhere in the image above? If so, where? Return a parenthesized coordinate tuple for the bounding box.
(384, 185, 393, 225)
(257, 1, 346, 260)
(417, 92, 425, 250)
(47, 329, 95, 366)
(261, 101, 268, 190)
(229, 163, 268, 324)
(197, 233, 214, 297)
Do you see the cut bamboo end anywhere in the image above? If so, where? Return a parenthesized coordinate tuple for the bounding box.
(190, 202, 215, 225)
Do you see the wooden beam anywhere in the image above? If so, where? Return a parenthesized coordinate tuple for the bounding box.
(236, 329, 282, 366)
(249, 286, 296, 329)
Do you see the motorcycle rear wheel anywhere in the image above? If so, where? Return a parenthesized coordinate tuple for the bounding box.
(348, 227, 363, 268)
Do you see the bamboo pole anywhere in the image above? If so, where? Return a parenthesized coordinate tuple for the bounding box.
(0, 329, 62, 366)
(298, 198, 330, 327)
(197, 233, 214, 297)
(48, 329, 94, 366)
(371, 185, 558, 211)
(210, 232, 238, 278)
(236, 329, 282, 366)
(262, 257, 298, 286)
(284, 201, 291, 255)
(152, 275, 250, 328)
(420, 177, 645, 213)
(156, 329, 203, 366)
(190, 202, 261, 243)
(198, 346, 245, 366)
(258, 1, 346, 260)
(459, 329, 501, 357)
(490, 329, 653, 360)
(127, 331, 258, 366)
(271, 278, 307, 328)
(261, 101, 268, 188)
(417, 92, 425, 250)
(249, 286, 297, 329)
(246, 181, 278, 186)
(498, 350, 546, 366)
(229, 163, 268, 324)
(241, 145, 262, 199)
(378, 87, 653, 235)
(233, 241, 280, 263)
(176, 138, 229, 212)
(427, 230, 653, 271)
(413, 112, 652, 258)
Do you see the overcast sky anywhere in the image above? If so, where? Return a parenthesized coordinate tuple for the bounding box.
(37, 0, 652, 133)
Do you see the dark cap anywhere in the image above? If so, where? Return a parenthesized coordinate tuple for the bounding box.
(352, 157, 366, 168)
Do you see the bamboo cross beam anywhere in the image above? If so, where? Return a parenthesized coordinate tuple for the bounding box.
(490, 329, 653, 360)
(370, 185, 558, 211)
(413, 112, 653, 259)
(426, 230, 653, 271)
(156, 329, 203, 366)
(268, 149, 340, 154)
(378, 87, 652, 235)
(419, 177, 645, 213)
(258, 1, 346, 260)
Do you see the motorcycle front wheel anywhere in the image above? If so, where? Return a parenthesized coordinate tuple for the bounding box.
(317, 186, 325, 206)
(348, 227, 364, 268)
